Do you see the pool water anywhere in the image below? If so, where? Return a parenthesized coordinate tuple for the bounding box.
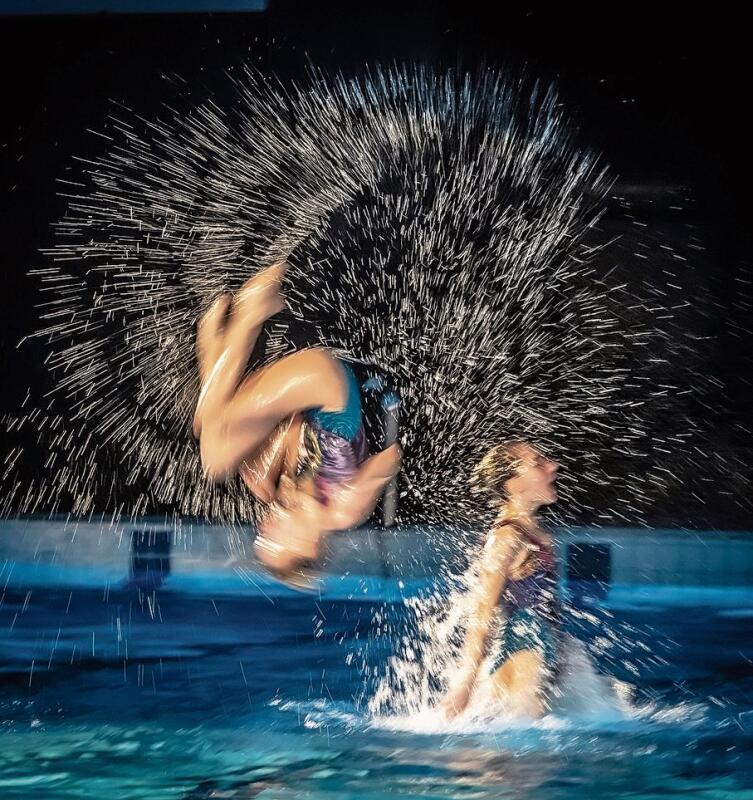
(1, 581, 752, 799)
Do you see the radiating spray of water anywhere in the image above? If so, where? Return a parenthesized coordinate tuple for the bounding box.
(366, 559, 622, 730)
(361, 562, 705, 734)
(2, 63, 729, 530)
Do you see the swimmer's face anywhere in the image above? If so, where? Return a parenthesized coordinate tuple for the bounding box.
(258, 489, 327, 563)
(505, 444, 558, 508)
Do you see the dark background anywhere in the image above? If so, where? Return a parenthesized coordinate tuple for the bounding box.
(1, 2, 751, 525)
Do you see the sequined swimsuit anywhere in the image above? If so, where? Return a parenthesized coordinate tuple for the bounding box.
(499, 520, 559, 622)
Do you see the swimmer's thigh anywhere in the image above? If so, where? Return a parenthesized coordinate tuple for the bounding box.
(491, 648, 546, 695)
(490, 649, 549, 717)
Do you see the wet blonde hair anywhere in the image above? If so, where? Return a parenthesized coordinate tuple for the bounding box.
(470, 440, 527, 502)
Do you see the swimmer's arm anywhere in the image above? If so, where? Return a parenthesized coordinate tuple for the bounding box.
(324, 443, 402, 531)
(441, 527, 521, 717)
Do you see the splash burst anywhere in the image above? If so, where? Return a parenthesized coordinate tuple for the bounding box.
(0, 64, 713, 528)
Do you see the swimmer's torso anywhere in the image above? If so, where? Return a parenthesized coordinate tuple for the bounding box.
(299, 361, 368, 501)
(497, 520, 558, 621)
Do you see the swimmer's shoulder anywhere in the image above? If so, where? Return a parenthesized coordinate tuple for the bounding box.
(483, 518, 527, 561)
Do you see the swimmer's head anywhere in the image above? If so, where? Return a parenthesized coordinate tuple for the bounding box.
(471, 440, 558, 509)
(255, 488, 327, 570)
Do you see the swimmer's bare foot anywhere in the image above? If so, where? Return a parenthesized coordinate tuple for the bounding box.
(229, 262, 288, 331)
(194, 293, 232, 437)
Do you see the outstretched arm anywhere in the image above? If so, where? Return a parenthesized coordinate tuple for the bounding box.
(441, 526, 522, 718)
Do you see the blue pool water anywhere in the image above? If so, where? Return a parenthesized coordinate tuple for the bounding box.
(1, 578, 753, 799)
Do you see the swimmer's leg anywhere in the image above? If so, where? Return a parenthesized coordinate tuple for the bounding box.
(196, 265, 348, 481)
(201, 348, 347, 481)
(193, 293, 232, 438)
(490, 648, 549, 718)
(194, 263, 285, 439)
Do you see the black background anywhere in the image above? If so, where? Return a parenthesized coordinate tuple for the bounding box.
(1, 2, 751, 524)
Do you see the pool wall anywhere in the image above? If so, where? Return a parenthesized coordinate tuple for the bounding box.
(1, 519, 751, 599)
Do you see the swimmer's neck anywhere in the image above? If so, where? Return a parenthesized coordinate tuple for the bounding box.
(496, 497, 540, 524)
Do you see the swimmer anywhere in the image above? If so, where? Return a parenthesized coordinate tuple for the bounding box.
(441, 441, 560, 719)
(193, 262, 401, 588)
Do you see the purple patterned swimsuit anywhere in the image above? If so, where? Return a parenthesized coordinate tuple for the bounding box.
(300, 361, 369, 505)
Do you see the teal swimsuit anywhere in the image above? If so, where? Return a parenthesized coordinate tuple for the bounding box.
(306, 361, 363, 441)
(489, 521, 560, 673)
(301, 361, 368, 503)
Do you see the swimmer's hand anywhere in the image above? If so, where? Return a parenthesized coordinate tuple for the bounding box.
(325, 443, 402, 531)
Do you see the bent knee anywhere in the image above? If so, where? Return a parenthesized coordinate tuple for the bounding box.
(199, 429, 235, 482)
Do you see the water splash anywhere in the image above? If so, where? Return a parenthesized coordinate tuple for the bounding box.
(366, 567, 622, 730)
(1, 62, 711, 528)
(363, 546, 707, 735)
